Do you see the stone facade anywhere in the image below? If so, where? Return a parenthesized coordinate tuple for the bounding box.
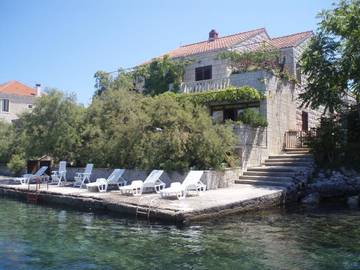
(0, 93, 35, 122)
(178, 38, 323, 169)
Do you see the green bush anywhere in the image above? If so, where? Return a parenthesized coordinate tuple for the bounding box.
(7, 154, 26, 176)
(0, 121, 15, 163)
(238, 108, 268, 127)
(307, 117, 345, 169)
(176, 86, 263, 105)
(83, 89, 237, 170)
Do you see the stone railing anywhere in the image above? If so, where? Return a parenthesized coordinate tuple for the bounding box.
(180, 78, 231, 93)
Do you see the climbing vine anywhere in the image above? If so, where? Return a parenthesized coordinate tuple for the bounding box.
(133, 55, 192, 96)
(217, 45, 298, 84)
(172, 86, 264, 105)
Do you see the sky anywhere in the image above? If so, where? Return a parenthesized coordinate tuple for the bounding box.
(0, 0, 334, 104)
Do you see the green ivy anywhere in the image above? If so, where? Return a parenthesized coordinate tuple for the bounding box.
(169, 86, 264, 105)
(217, 47, 299, 84)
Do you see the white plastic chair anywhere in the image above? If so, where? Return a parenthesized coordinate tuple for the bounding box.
(50, 161, 67, 186)
(86, 169, 126, 192)
(120, 170, 165, 196)
(160, 170, 205, 200)
(73, 164, 94, 188)
(18, 166, 48, 185)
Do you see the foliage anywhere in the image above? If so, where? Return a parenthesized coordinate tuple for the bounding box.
(94, 69, 134, 96)
(83, 89, 237, 170)
(217, 45, 280, 73)
(300, 0, 360, 114)
(18, 90, 85, 164)
(7, 154, 26, 176)
(174, 86, 264, 105)
(0, 121, 15, 163)
(238, 108, 268, 128)
(307, 117, 345, 168)
(133, 55, 190, 96)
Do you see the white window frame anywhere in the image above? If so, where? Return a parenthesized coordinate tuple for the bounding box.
(1, 99, 9, 113)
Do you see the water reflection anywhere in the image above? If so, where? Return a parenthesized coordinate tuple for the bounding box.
(0, 198, 359, 270)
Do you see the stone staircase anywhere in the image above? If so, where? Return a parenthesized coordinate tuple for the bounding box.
(235, 148, 313, 188)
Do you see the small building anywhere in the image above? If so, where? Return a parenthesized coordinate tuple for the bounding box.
(0, 80, 41, 123)
(141, 28, 324, 170)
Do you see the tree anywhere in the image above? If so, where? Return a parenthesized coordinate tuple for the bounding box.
(94, 68, 134, 97)
(300, 0, 360, 114)
(18, 89, 84, 163)
(83, 88, 237, 170)
(0, 121, 15, 163)
(134, 55, 189, 96)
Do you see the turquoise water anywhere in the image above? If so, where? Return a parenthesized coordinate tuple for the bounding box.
(0, 198, 359, 270)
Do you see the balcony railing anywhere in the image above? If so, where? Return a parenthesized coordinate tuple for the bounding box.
(180, 78, 230, 93)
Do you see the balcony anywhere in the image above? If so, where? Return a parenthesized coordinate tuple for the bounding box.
(180, 78, 230, 93)
(179, 71, 269, 94)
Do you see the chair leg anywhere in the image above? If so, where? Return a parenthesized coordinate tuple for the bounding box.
(177, 190, 186, 200)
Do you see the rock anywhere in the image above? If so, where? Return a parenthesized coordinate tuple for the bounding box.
(301, 192, 320, 204)
(347, 195, 359, 208)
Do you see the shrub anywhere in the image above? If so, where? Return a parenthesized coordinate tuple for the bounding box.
(307, 117, 345, 169)
(83, 89, 238, 170)
(7, 154, 26, 176)
(238, 108, 268, 127)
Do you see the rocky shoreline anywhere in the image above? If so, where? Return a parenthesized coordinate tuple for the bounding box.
(301, 168, 360, 206)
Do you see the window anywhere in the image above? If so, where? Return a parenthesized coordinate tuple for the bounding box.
(1, 99, 9, 112)
(302, 111, 308, 131)
(195, 65, 212, 81)
(211, 110, 223, 123)
(28, 104, 33, 109)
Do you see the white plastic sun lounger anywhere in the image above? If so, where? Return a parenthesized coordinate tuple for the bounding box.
(119, 170, 165, 196)
(17, 166, 48, 185)
(86, 169, 126, 192)
(73, 163, 93, 188)
(50, 161, 67, 186)
(160, 170, 205, 200)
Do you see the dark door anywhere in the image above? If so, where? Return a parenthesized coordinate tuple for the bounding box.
(302, 111, 308, 131)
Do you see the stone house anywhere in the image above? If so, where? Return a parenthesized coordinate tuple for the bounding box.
(144, 28, 322, 169)
(0, 80, 40, 123)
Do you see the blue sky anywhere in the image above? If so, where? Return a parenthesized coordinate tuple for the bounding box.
(0, 0, 334, 104)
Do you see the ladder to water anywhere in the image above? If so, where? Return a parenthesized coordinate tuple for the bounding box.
(135, 197, 161, 220)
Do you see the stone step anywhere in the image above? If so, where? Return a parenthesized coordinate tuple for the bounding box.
(239, 175, 294, 182)
(247, 166, 300, 173)
(284, 148, 310, 152)
(264, 161, 311, 167)
(243, 170, 296, 177)
(284, 150, 310, 155)
(269, 154, 313, 159)
(266, 157, 313, 162)
(235, 179, 292, 188)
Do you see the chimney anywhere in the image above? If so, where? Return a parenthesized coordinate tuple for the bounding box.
(35, 83, 41, 97)
(208, 29, 219, 41)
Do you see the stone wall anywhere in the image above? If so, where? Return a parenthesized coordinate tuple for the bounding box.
(52, 167, 241, 190)
(230, 70, 267, 92)
(233, 124, 268, 170)
(265, 75, 297, 154)
(0, 93, 35, 123)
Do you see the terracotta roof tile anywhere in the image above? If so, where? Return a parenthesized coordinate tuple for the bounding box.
(162, 28, 267, 59)
(0, 80, 37, 96)
(270, 31, 314, 49)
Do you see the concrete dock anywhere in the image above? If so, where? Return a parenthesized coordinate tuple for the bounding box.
(0, 180, 286, 225)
